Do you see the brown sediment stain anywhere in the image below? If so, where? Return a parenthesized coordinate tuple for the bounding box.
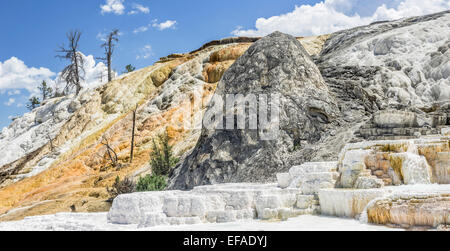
(388, 154, 405, 183)
(417, 142, 449, 184)
(200, 35, 331, 84)
(203, 43, 252, 83)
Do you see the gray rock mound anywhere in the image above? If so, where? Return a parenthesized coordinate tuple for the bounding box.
(170, 11, 450, 190)
(169, 32, 339, 190)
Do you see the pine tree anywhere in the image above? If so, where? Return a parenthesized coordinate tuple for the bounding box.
(125, 64, 136, 73)
(38, 80, 53, 101)
(26, 96, 41, 111)
(150, 132, 179, 176)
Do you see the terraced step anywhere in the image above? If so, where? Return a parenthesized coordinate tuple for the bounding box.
(276, 161, 339, 195)
(289, 162, 338, 176)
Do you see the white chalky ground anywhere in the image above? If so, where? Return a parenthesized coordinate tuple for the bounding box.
(0, 213, 401, 231)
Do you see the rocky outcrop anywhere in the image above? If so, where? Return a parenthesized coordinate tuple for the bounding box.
(335, 132, 450, 189)
(169, 32, 339, 190)
(318, 10, 450, 117)
(170, 11, 450, 190)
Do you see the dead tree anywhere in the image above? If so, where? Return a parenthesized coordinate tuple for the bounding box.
(56, 30, 85, 95)
(130, 105, 138, 163)
(47, 133, 54, 151)
(98, 29, 119, 82)
(101, 136, 118, 167)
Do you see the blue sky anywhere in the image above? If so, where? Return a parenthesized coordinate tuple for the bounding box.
(0, 0, 449, 129)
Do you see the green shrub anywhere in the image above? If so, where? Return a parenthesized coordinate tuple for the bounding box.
(136, 174, 167, 192)
(150, 132, 179, 176)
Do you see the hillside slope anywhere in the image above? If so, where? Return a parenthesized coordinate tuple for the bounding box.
(0, 35, 328, 221)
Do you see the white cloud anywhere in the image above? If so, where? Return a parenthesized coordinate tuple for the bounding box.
(232, 0, 450, 37)
(133, 25, 149, 34)
(134, 19, 178, 34)
(4, 98, 15, 106)
(136, 45, 153, 60)
(128, 3, 150, 15)
(101, 0, 125, 15)
(7, 90, 21, 96)
(0, 57, 55, 92)
(96, 32, 108, 42)
(371, 0, 450, 20)
(153, 20, 177, 30)
(53, 53, 111, 93)
(0, 53, 109, 99)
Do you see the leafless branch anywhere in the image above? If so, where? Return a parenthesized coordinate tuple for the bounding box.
(55, 30, 85, 95)
(98, 29, 119, 82)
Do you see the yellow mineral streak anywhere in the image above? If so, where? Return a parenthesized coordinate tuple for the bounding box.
(297, 35, 331, 56)
(203, 43, 252, 83)
(202, 35, 330, 83)
(418, 142, 450, 184)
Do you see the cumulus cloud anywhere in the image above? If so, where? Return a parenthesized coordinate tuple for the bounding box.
(0, 57, 55, 92)
(53, 53, 110, 93)
(152, 20, 177, 30)
(370, 0, 450, 20)
(7, 90, 21, 96)
(134, 19, 178, 34)
(136, 45, 153, 60)
(232, 0, 450, 36)
(133, 25, 149, 34)
(100, 0, 125, 15)
(4, 98, 15, 106)
(128, 3, 150, 15)
(0, 53, 109, 98)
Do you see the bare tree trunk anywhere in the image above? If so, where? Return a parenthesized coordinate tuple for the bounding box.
(98, 29, 119, 83)
(107, 44, 112, 82)
(130, 106, 137, 163)
(74, 49, 81, 95)
(56, 30, 84, 96)
(47, 134, 54, 151)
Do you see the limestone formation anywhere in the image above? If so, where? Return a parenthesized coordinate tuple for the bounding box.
(365, 192, 450, 228)
(335, 135, 450, 189)
(0, 10, 449, 229)
(108, 184, 309, 227)
(107, 128, 450, 229)
(169, 31, 339, 190)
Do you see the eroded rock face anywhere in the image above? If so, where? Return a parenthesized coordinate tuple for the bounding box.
(318, 11, 450, 144)
(169, 32, 339, 190)
(318, 11, 450, 110)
